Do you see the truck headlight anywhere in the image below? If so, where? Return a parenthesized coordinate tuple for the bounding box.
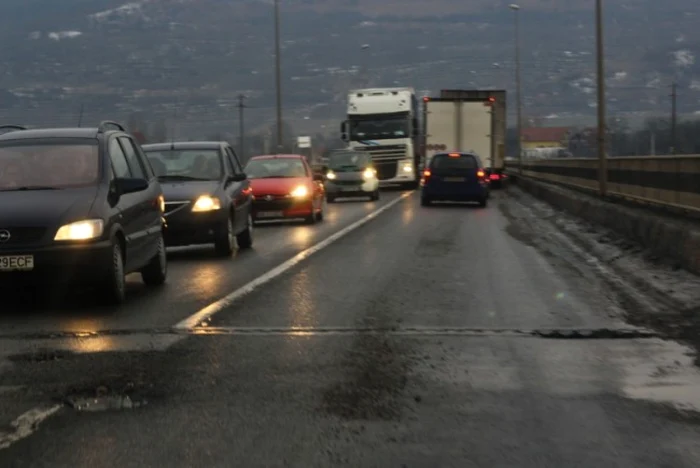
(402, 163, 413, 173)
(54, 219, 104, 241)
(326, 171, 336, 180)
(363, 168, 376, 180)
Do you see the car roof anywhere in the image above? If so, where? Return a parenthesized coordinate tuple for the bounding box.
(249, 154, 305, 160)
(0, 127, 103, 142)
(142, 141, 225, 151)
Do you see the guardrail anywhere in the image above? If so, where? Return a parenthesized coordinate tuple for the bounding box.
(505, 155, 700, 214)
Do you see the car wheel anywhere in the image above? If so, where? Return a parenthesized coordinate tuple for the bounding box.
(236, 214, 254, 249)
(304, 203, 317, 224)
(327, 195, 336, 203)
(141, 233, 167, 286)
(421, 196, 431, 206)
(478, 197, 488, 208)
(101, 240, 126, 305)
(215, 215, 235, 256)
(371, 190, 380, 201)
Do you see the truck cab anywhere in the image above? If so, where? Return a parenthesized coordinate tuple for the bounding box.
(340, 88, 420, 189)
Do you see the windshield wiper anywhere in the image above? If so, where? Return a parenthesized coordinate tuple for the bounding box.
(158, 175, 208, 181)
(0, 186, 60, 192)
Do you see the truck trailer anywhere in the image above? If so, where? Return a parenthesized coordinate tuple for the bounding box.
(423, 89, 507, 187)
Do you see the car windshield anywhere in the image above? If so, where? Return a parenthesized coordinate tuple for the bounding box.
(144, 149, 223, 180)
(0, 141, 99, 191)
(328, 152, 372, 171)
(245, 158, 307, 178)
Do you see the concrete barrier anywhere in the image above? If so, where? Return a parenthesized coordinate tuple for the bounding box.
(513, 176, 700, 275)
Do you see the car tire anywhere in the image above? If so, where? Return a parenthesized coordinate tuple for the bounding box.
(101, 239, 126, 305)
(421, 196, 431, 206)
(215, 215, 236, 256)
(141, 233, 167, 286)
(478, 197, 488, 208)
(371, 190, 380, 201)
(236, 214, 254, 249)
(327, 195, 336, 203)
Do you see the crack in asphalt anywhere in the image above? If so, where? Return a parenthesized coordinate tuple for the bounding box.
(0, 326, 660, 341)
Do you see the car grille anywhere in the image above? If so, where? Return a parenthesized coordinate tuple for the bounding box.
(0, 227, 47, 247)
(375, 161, 398, 180)
(253, 193, 299, 211)
(333, 180, 363, 186)
(164, 201, 191, 216)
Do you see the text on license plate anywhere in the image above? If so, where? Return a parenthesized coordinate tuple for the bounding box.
(340, 186, 359, 191)
(257, 211, 283, 218)
(0, 255, 34, 271)
(444, 177, 465, 182)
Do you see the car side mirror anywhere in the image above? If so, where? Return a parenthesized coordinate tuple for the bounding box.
(229, 173, 247, 182)
(115, 177, 149, 195)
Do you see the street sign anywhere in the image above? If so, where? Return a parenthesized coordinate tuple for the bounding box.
(297, 136, 311, 148)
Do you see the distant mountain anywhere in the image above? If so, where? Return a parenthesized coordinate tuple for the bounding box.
(0, 0, 698, 137)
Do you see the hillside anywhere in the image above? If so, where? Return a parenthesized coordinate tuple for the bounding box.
(0, 0, 698, 137)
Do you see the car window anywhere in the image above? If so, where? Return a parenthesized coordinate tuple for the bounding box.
(142, 149, 223, 180)
(227, 148, 244, 174)
(118, 137, 146, 179)
(110, 139, 132, 178)
(0, 140, 100, 190)
(431, 154, 478, 170)
(223, 149, 235, 175)
(244, 158, 308, 179)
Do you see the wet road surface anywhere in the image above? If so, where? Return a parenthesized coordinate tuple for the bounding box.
(3, 190, 700, 467)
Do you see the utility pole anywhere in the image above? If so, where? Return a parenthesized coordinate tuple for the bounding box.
(237, 94, 246, 161)
(670, 82, 677, 154)
(509, 4, 523, 175)
(274, 0, 283, 153)
(595, 0, 607, 196)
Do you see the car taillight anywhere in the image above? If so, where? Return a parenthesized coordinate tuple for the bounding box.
(423, 169, 431, 178)
(489, 173, 500, 180)
(477, 170, 485, 178)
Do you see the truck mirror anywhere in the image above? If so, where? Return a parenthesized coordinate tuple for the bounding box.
(341, 132, 348, 142)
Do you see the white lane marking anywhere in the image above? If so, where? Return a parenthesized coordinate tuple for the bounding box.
(176, 191, 414, 329)
(0, 404, 63, 451)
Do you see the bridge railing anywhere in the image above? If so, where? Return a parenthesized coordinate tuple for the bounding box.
(505, 155, 700, 214)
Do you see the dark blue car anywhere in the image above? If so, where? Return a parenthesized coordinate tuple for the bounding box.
(420, 152, 490, 207)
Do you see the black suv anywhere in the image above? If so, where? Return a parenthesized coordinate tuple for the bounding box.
(0, 122, 167, 304)
(141, 141, 254, 256)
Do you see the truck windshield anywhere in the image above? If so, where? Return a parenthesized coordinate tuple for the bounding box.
(349, 119, 409, 141)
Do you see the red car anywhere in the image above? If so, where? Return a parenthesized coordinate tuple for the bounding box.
(244, 154, 326, 224)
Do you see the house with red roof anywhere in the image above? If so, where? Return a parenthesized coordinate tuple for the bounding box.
(521, 127, 571, 149)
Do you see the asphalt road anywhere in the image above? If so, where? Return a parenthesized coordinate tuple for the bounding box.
(3, 189, 700, 467)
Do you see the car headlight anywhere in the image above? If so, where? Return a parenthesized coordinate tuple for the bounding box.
(192, 195, 221, 212)
(326, 171, 336, 180)
(363, 168, 376, 180)
(290, 185, 309, 198)
(402, 163, 413, 173)
(54, 219, 104, 241)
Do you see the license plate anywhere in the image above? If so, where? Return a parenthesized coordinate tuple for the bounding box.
(257, 211, 283, 218)
(340, 186, 358, 192)
(0, 255, 34, 271)
(444, 177, 465, 182)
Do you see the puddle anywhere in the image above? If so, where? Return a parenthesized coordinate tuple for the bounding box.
(8, 349, 74, 363)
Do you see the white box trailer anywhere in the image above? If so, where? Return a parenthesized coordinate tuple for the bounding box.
(423, 90, 507, 186)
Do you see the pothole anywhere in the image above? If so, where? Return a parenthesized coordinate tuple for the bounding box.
(63, 383, 151, 412)
(65, 394, 147, 412)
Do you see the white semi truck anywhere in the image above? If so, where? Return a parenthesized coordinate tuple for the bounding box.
(340, 88, 420, 188)
(423, 89, 507, 187)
